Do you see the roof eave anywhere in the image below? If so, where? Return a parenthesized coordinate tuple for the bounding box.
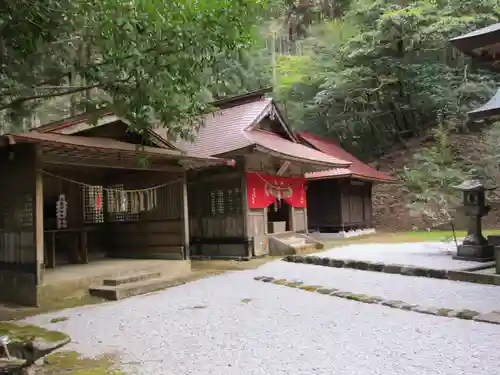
(254, 145, 350, 169)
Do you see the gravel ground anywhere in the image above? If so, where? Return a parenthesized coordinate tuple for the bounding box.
(25, 265, 500, 375)
(314, 242, 486, 270)
(256, 261, 500, 312)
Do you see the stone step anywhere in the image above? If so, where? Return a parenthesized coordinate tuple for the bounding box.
(102, 271, 162, 286)
(90, 276, 179, 301)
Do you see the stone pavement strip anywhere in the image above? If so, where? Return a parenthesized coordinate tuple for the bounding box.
(254, 276, 500, 325)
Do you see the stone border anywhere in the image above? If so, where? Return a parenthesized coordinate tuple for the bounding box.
(254, 276, 500, 325)
(282, 255, 500, 286)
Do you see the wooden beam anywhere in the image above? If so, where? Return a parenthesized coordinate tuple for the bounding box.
(181, 172, 190, 260)
(34, 145, 44, 290)
(42, 155, 184, 172)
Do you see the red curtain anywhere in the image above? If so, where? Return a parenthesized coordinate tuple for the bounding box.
(246, 172, 307, 209)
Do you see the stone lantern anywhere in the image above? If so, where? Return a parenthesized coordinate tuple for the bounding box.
(453, 179, 496, 262)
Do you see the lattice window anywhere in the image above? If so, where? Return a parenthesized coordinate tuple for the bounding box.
(207, 187, 242, 216)
(83, 185, 105, 223)
(106, 184, 140, 222)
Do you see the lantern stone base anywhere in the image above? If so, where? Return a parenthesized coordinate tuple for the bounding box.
(453, 244, 495, 262)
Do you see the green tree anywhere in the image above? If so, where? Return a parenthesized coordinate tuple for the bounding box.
(0, 0, 266, 136)
(274, 0, 500, 160)
(402, 120, 466, 228)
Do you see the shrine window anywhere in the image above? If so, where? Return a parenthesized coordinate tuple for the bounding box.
(105, 184, 141, 222)
(83, 185, 105, 224)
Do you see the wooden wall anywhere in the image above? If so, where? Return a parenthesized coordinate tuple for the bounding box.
(104, 172, 186, 260)
(0, 144, 40, 306)
(307, 178, 373, 231)
(188, 170, 248, 258)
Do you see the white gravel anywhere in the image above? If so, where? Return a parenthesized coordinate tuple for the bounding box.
(25, 266, 500, 375)
(314, 242, 487, 270)
(256, 261, 500, 313)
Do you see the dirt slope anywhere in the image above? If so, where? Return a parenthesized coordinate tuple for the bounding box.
(371, 131, 500, 231)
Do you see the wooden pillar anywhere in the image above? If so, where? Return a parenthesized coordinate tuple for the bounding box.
(181, 172, 190, 260)
(34, 145, 44, 286)
(241, 170, 252, 259)
(289, 205, 296, 232)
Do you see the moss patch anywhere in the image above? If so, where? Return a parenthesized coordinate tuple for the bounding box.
(240, 298, 252, 304)
(49, 316, 69, 324)
(285, 281, 303, 288)
(299, 285, 323, 292)
(0, 322, 68, 342)
(437, 308, 454, 317)
(272, 279, 288, 285)
(41, 351, 125, 375)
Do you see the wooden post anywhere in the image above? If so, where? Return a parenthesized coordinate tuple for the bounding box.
(181, 172, 190, 260)
(34, 145, 44, 286)
(240, 170, 252, 259)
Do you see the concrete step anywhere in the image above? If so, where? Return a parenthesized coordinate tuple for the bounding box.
(102, 271, 162, 286)
(90, 276, 178, 301)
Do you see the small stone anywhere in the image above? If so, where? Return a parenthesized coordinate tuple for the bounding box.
(253, 276, 266, 281)
(261, 277, 274, 283)
(321, 257, 330, 266)
(411, 306, 439, 315)
(344, 293, 370, 302)
(428, 269, 448, 279)
(399, 303, 417, 311)
(351, 261, 369, 270)
(282, 255, 293, 262)
(437, 308, 454, 317)
(365, 296, 383, 304)
(300, 285, 323, 292)
(312, 257, 323, 265)
(413, 268, 430, 277)
(474, 311, 500, 325)
(294, 256, 305, 263)
(381, 300, 406, 308)
(456, 309, 480, 320)
(305, 257, 315, 264)
(286, 281, 303, 288)
(343, 260, 357, 269)
(400, 267, 415, 276)
(316, 288, 335, 295)
(330, 290, 348, 297)
(328, 259, 345, 268)
(383, 265, 402, 274)
(371, 263, 385, 272)
(272, 279, 288, 285)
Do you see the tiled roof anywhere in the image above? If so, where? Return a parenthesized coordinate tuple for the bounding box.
(169, 99, 271, 157)
(297, 132, 395, 183)
(245, 130, 349, 167)
(171, 98, 350, 168)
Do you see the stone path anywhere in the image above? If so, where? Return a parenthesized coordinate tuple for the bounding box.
(24, 253, 500, 375)
(314, 242, 484, 270)
(256, 261, 500, 313)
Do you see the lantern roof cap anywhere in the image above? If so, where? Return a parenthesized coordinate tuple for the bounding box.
(453, 179, 496, 191)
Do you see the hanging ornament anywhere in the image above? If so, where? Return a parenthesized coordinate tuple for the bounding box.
(96, 192, 101, 210)
(56, 194, 68, 229)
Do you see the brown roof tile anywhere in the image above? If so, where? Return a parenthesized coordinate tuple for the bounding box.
(170, 98, 350, 168)
(297, 132, 395, 182)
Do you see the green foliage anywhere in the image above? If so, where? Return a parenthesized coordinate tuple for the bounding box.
(272, 0, 500, 160)
(402, 121, 466, 227)
(0, 0, 267, 136)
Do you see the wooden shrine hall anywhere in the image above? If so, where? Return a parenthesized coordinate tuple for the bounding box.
(297, 132, 395, 232)
(0, 115, 231, 306)
(165, 88, 351, 258)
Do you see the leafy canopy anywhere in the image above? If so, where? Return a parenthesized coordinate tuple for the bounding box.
(0, 0, 267, 136)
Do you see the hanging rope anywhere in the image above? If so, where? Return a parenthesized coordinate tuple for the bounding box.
(40, 170, 182, 193)
(254, 172, 294, 191)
